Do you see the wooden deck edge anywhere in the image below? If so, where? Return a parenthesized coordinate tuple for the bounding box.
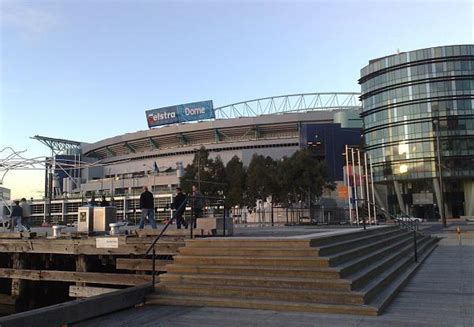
(0, 283, 153, 327)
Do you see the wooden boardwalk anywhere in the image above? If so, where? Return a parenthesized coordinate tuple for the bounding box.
(74, 232, 474, 327)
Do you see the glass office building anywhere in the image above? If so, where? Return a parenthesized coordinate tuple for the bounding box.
(359, 45, 474, 220)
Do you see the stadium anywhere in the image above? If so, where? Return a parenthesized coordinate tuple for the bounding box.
(28, 92, 363, 225)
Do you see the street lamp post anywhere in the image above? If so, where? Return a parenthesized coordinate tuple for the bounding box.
(433, 119, 447, 228)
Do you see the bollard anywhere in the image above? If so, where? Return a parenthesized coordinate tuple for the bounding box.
(52, 225, 64, 238)
(456, 227, 462, 246)
(109, 223, 120, 236)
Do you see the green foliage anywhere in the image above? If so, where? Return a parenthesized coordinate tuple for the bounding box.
(277, 149, 330, 206)
(181, 147, 332, 207)
(225, 156, 246, 207)
(246, 154, 278, 203)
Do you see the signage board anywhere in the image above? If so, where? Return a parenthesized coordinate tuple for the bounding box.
(412, 193, 434, 205)
(96, 237, 119, 248)
(338, 186, 349, 199)
(146, 100, 214, 128)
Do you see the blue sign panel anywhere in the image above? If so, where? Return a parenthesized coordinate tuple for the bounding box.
(146, 106, 179, 127)
(146, 100, 214, 128)
(177, 100, 214, 122)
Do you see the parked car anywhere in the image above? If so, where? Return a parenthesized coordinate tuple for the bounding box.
(395, 214, 424, 223)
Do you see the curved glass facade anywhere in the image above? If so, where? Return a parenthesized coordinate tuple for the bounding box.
(360, 45, 474, 219)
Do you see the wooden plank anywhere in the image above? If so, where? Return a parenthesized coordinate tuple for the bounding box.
(0, 232, 36, 239)
(125, 236, 185, 244)
(69, 285, 119, 298)
(0, 294, 16, 305)
(11, 253, 24, 298)
(0, 239, 180, 255)
(76, 255, 87, 287)
(0, 284, 153, 327)
(134, 229, 188, 237)
(116, 258, 172, 271)
(75, 243, 180, 255)
(0, 268, 152, 286)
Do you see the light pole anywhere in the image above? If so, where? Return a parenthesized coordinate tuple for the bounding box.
(143, 164, 156, 192)
(433, 119, 447, 228)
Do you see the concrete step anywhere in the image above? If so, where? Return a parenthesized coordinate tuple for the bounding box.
(326, 230, 412, 266)
(184, 239, 312, 249)
(367, 237, 439, 314)
(309, 226, 399, 247)
(156, 283, 365, 305)
(178, 247, 319, 257)
(165, 264, 341, 279)
(159, 273, 352, 291)
(172, 255, 330, 267)
(361, 237, 439, 304)
(316, 228, 404, 256)
(338, 233, 414, 277)
(146, 294, 378, 316)
(348, 235, 431, 290)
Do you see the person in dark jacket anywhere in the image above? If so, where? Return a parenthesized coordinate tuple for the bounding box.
(172, 187, 187, 229)
(100, 195, 109, 207)
(10, 201, 23, 232)
(139, 186, 157, 229)
(191, 185, 204, 228)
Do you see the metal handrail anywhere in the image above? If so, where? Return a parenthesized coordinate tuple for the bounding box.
(367, 201, 423, 235)
(365, 200, 424, 262)
(144, 196, 188, 290)
(145, 194, 226, 290)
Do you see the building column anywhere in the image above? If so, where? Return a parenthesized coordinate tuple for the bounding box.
(374, 184, 388, 212)
(393, 180, 405, 214)
(464, 179, 474, 216)
(432, 177, 446, 220)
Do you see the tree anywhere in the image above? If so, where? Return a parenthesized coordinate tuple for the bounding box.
(246, 154, 278, 206)
(208, 156, 227, 196)
(180, 147, 212, 194)
(225, 156, 246, 207)
(180, 146, 227, 196)
(278, 149, 333, 206)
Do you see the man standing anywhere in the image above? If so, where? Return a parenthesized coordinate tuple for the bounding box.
(192, 185, 204, 228)
(20, 198, 31, 231)
(100, 195, 109, 207)
(173, 187, 187, 229)
(10, 201, 23, 232)
(139, 186, 157, 229)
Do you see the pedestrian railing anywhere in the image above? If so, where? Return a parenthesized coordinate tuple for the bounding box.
(367, 201, 424, 262)
(144, 195, 226, 290)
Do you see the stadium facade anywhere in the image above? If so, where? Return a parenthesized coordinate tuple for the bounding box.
(360, 44, 474, 220)
(30, 93, 363, 225)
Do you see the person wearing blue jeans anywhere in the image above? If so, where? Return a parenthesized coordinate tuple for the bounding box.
(139, 186, 157, 229)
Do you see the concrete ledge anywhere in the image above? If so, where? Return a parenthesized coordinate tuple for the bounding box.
(0, 283, 153, 327)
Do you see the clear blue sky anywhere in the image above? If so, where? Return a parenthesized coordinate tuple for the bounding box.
(1, 0, 473, 198)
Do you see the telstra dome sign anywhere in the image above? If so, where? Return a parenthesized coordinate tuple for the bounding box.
(146, 100, 215, 128)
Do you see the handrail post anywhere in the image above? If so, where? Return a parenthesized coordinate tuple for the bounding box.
(223, 202, 226, 237)
(271, 202, 274, 227)
(413, 229, 418, 262)
(190, 201, 194, 239)
(152, 247, 156, 291)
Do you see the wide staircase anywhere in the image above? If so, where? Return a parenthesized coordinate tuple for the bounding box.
(146, 226, 439, 315)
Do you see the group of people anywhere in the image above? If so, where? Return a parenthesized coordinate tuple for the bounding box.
(89, 193, 113, 207)
(138, 185, 203, 230)
(9, 198, 31, 232)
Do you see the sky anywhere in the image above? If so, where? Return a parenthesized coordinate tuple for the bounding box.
(0, 0, 473, 199)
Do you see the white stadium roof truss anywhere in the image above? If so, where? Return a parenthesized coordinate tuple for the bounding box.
(214, 92, 360, 119)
